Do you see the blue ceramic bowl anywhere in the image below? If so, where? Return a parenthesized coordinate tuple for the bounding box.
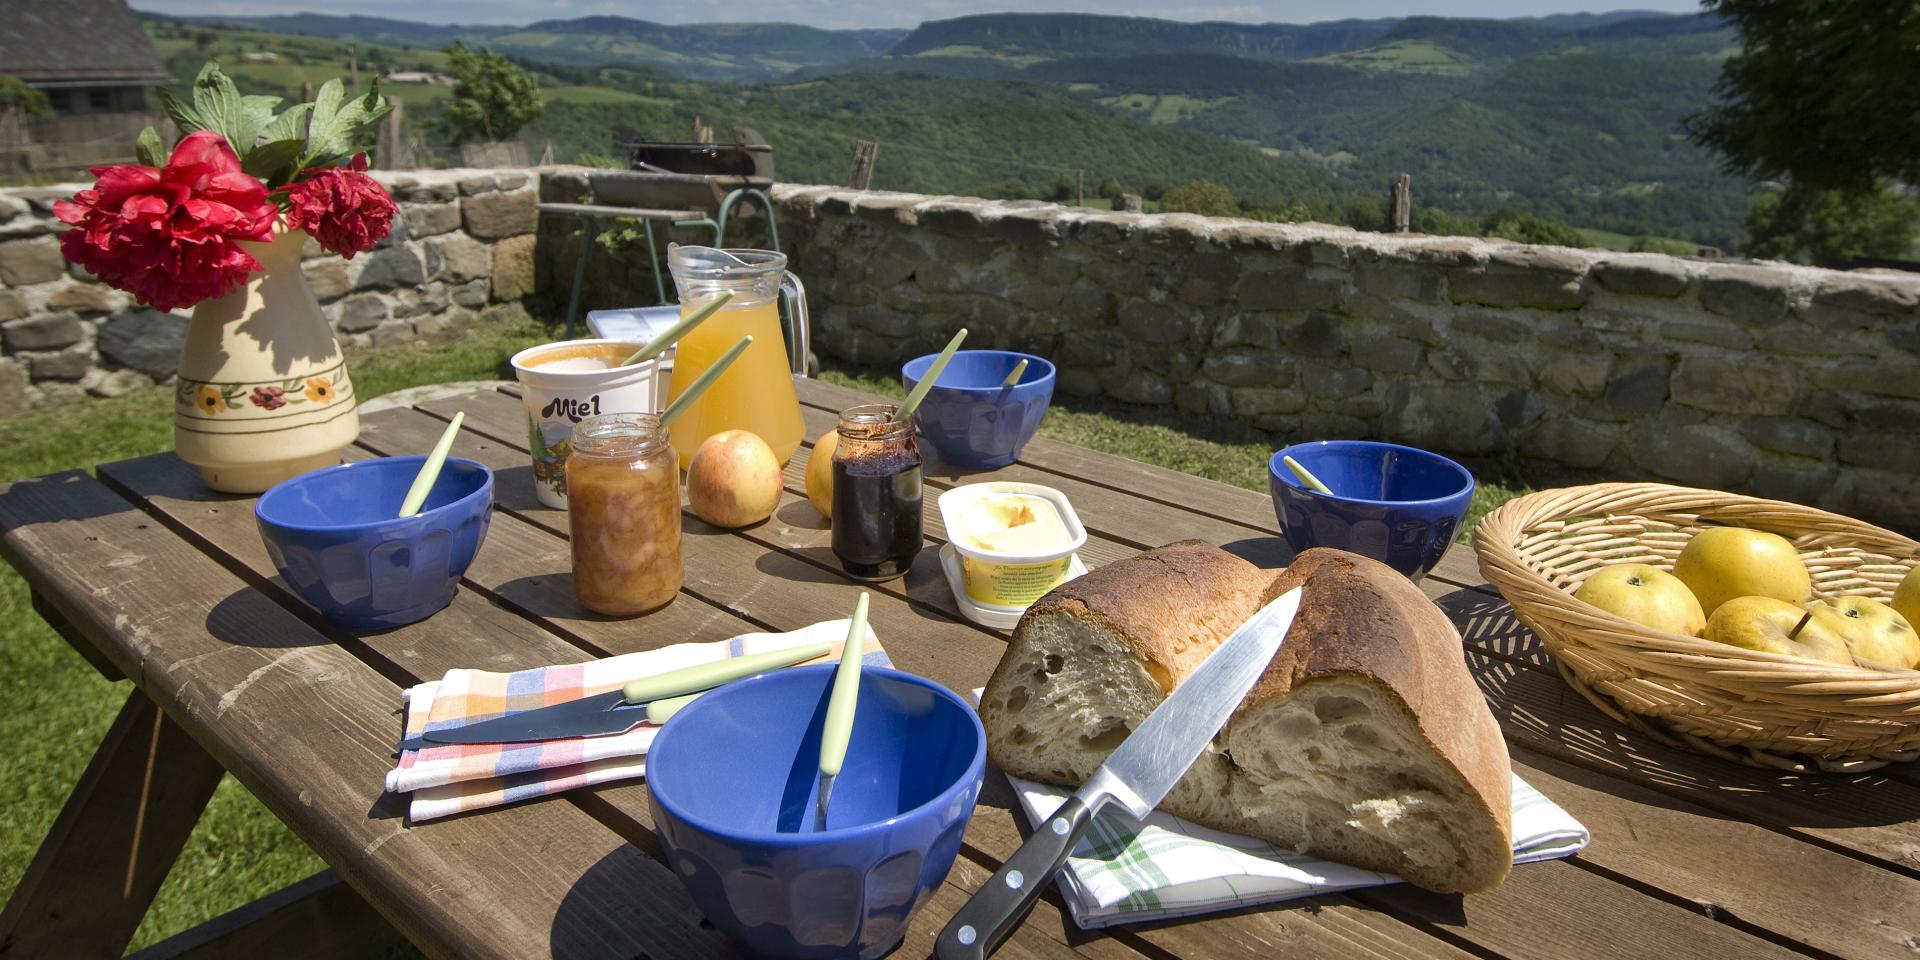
(255, 457, 493, 631)
(1269, 441, 1474, 581)
(648, 664, 986, 960)
(901, 350, 1055, 469)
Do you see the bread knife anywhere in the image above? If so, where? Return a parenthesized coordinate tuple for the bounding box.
(394, 643, 834, 751)
(936, 586, 1303, 960)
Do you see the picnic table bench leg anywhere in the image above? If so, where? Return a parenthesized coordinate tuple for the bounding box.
(0, 689, 224, 959)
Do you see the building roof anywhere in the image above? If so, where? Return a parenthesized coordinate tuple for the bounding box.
(0, 0, 171, 86)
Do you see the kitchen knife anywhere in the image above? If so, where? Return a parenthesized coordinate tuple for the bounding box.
(394, 642, 834, 751)
(935, 586, 1304, 960)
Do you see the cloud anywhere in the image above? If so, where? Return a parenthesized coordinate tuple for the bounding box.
(129, 0, 1704, 30)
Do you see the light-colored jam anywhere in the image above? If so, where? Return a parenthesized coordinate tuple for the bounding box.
(567, 414, 681, 616)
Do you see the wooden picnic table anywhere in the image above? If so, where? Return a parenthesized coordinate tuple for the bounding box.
(2, 376, 1916, 960)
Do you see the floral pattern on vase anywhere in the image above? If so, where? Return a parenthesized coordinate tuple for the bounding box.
(173, 228, 360, 493)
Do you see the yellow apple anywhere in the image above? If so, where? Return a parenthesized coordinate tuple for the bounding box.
(1809, 596, 1920, 670)
(1672, 527, 1811, 617)
(1702, 595, 1852, 665)
(1574, 564, 1706, 636)
(805, 430, 838, 520)
(687, 430, 782, 528)
(1893, 565, 1920, 634)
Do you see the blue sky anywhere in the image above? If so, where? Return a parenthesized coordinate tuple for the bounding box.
(128, 1, 1706, 31)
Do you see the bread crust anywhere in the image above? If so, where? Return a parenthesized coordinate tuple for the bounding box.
(992, 539, 1274, 694)
(981, 543, 1514, 893)
(1246, 549, 1512, 844)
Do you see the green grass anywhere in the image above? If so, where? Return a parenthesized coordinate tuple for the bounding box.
(0, 314, 552, 952)
(814, 369, 1528, 541)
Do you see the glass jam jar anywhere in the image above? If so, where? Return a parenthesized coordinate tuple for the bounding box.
(831, 403, 923, 580)
(567, 413, 682, 616)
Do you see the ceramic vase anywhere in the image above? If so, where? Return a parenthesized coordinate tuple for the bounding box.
(173, 229, 360, 493)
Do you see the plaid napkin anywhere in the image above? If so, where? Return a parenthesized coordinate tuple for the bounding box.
(1006, 770, 1589, 928)
(389, 620, 887, 822)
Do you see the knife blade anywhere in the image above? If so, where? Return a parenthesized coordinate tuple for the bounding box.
(394, 642, 835, 751)
(936, 586, 1304, 960)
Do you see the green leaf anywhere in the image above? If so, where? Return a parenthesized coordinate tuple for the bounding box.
(297, 77, 393, 170)
(241, 138, 304, 183)
(134, 126, 167, 167)
(261, 102, 312, 143)
(156, 86, 206, 138)
(185, 62, 275, 155)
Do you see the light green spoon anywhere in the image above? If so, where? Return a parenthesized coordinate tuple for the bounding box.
(894, 328, 968, 423)
(398, 411, 464, 518)
(622, 290, 734, 366)
(1283, 455, 1335, 496)
(816, 592, 870, 831)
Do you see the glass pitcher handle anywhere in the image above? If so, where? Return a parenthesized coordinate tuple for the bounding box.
(779, 270, 811, 379)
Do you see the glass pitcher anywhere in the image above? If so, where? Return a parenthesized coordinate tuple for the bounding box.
(664, 245, 809, 468)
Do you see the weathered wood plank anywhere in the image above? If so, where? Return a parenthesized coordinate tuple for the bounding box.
(123, 870, 404, 960)
(0, 691, 223, 960)
(0, 471, 735, 960)
(31, 592, 124, 681)
(437, 387, 1920, 951)
(1504, 743, 1920, 959)
(99, 439, 1099, 960)
(1352, 857, 1805, 960)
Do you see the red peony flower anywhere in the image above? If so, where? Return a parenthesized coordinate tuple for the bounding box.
(283, 153, 396, 260)
(53, 130, 277, 312)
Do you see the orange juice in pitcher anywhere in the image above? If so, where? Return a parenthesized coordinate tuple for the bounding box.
(664, 246, 809, 468)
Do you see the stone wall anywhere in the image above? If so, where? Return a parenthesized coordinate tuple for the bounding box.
(8, 171, 1917, 529)
(0, 168, 541, 415)
(769, 187, 1920, 529)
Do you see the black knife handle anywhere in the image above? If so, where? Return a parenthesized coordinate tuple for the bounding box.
(937, 795, 1094, 960)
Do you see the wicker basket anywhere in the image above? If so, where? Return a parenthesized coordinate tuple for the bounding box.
(1474, 482, 1920, 772)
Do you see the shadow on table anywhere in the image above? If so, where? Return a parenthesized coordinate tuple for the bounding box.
(0, 471, 155, 527)
(204, 586, 335, 649)
(550, 844, 735, 960)
(775, 498, 828, 531)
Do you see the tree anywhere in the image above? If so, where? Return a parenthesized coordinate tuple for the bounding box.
(441, 41, 543, 145)
(1480, 209, 1585, 247)
(1746, 182, 1920, 265)
(1159, 179, 1239, 217)
(0, 77, 52, 119)
(1690, 1, 1920, 193)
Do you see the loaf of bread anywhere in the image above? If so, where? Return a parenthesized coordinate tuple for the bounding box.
(979, 542, 1513, 893)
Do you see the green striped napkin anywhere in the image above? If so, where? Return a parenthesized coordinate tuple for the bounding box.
(1005, 772, 1589, 929)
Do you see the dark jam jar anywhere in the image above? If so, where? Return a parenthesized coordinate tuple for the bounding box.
(831, 403, 923, 581)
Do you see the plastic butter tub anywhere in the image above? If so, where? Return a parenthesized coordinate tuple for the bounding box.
(937, 482, 1089, 615)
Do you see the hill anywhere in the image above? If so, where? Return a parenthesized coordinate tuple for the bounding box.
(162, 12, 907, 82)
(522, 74, 1345, 212)
(891, 13, 1400, 64)
(1029, 47, 1744, 248)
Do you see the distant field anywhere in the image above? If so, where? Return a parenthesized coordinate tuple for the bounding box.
(1099, 93, 1235, 125)
(1308, 40, 1477, 76)
(908, 45, 1047, 66)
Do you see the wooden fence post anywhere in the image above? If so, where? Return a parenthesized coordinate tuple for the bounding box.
(849, 140, 878, 189)
(373, 96, 408, 170)
(1390, 172, 1412, 233)
(692, 116, 713, 144)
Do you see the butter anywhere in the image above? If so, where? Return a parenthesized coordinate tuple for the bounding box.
(954, 493, 1070, 554)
